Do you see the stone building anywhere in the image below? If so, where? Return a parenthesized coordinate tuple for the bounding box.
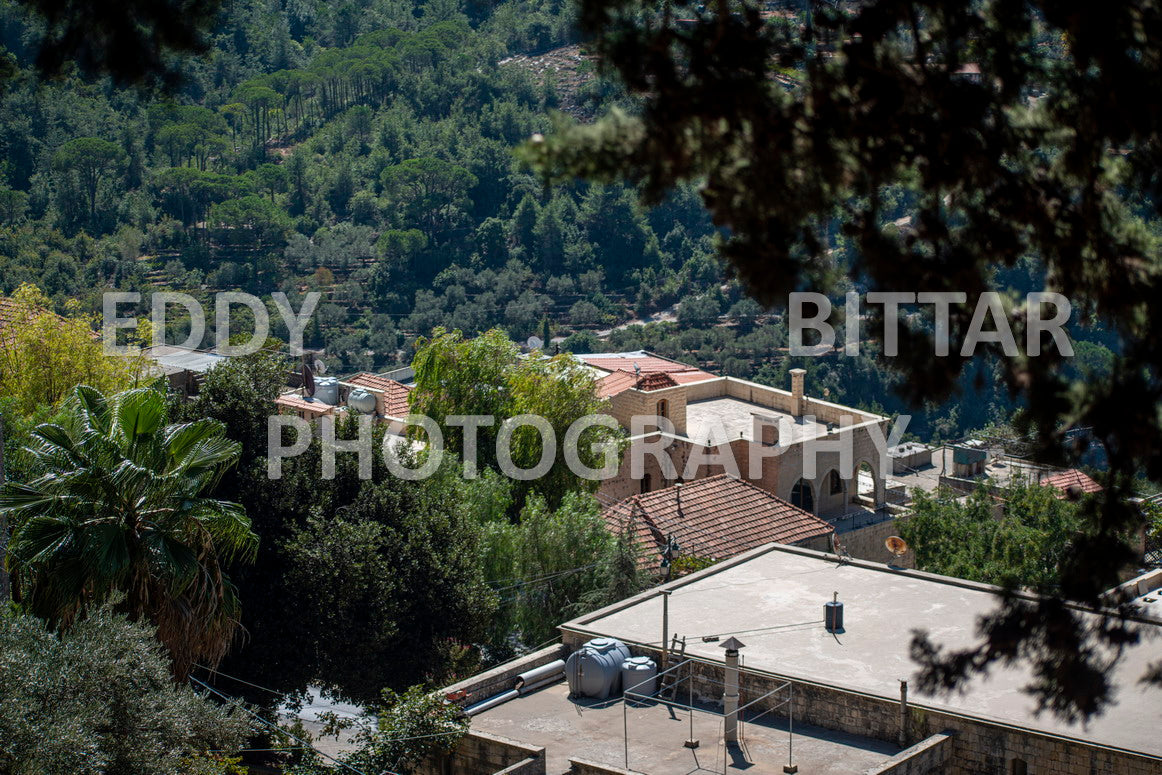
(576, 351, 893, 519)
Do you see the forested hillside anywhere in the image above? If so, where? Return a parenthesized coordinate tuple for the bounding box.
(0, 0, 1116, 439)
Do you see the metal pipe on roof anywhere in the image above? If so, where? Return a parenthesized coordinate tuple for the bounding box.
(464, 689, 518, 717)
(515, 659, 564, 691)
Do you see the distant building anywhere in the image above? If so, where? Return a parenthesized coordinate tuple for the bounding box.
(274, 370, 412, 433)
(575, 351, 892, 520)
(1040, 468, 1103, 499)
(142, 345, 228, 397)
(603, 474, 834, 572)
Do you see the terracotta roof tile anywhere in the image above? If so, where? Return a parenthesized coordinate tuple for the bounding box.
(1040, 469, 1103, 497)
(346, 373, 413, 417)
(597, 369, 691, 398)
(0, 296, 73, 350)
(577, 352, 715, 385)
(276, 393, 335, 415)
(603, 474, 834, 570)
(635, 372, 679, 391)
(597, 370, 639, 399)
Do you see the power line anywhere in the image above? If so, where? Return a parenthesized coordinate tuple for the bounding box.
(194, 665, 287, 697)
(190, 675, 376, 775)
(489, 562, 603, 593)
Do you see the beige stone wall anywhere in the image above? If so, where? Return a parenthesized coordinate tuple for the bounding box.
(863, 733, 954, 775)
(608, 385, 690, 436)
(416, 731, 545, 775)
(835, 518, 915, 569)
(598, 417, 892, 518)
(441, 645, 569, 710)
(569, 758, 648, 775)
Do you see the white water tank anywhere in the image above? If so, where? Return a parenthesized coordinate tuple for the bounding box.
(620, 656, 657, 699)
(314, 377, 339, 405)
(565, 638, 631, 699)
(347, 388, 377, 414)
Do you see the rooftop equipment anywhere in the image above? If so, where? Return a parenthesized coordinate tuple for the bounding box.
(313, 377, 339, 406)
(565, 637, 631, 699)
(347, 388, 377, 414)
(620, 656, 658, 705)
(885, 536, 909, 565)
(824, 591, 844, 633)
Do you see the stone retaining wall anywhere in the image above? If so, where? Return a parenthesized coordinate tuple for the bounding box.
(417, 730, 545, 775)
(864, 733, 954, 775)
(568, 757, 649, 775)
(441, 644, 569, 710)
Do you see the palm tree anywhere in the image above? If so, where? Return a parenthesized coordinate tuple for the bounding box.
(0, 385, 258, 678)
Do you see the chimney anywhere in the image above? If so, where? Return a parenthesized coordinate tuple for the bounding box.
(720, 636, 745, 743)
(789, 368, 807, 416)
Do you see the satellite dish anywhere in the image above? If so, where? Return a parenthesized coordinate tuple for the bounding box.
(313, 358, 327, 375)
(885, 536, 909, 558)
(526, 335, 544, 350)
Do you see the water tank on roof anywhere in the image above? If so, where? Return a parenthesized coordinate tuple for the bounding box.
(565, 638, 631, 699)
(620, 656, 658, 702)
(347, 388, 377, 414)
(314, 377, 339, 406)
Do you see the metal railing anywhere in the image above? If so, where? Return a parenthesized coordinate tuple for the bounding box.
(621, 656, 794, 774)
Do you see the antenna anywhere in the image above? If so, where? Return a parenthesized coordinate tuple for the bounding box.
(884, 536, 909, 560)
(831, 532, 852, 564)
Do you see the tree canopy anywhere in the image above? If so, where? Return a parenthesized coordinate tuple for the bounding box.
(526, 0, 1162, 720)
(1, 385, 257, 678)
(0, 604, 248, 774)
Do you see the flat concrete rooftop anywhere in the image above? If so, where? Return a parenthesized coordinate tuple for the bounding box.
(562, 544, 1162, 758)
(472, 682, 897, 775)
(685, 397, 828, 446)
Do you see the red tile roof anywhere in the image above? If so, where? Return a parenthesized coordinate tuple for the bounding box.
(597, 371, 639, 398)
(579, 353, 715, 381)
(1040, 469, 1103, 497)
(0, 296, 72, 350)
(346, 373, 413, 417)
(603, 474, 834, 570)
(635, 372, 679, 391)
(597, 369, 687, 398)
(275, 393, 335, 415)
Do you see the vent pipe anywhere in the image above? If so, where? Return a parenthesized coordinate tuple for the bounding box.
(789, 369, 806, 416)
(824, 591, 844, 632)
(720, 636, 745, 743)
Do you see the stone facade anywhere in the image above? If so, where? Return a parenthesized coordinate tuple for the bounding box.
(416, 731, 545, 775)
(442, 644, 569, 710)
(598, 371, 893, 520)
(864, 733, 954, 775)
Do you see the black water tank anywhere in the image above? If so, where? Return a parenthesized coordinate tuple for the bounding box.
(824, 598, 844, 632)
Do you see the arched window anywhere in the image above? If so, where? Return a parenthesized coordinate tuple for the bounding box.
(656, 399, 669, 420)
(791, 479, 814, 512)
(828, 470, 843, 495)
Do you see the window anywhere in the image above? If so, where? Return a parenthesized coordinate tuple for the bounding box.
(656, 399, 668, 420)
(1010, 759, 1028, 775)
(791, 479, 814, 512)
(828, 470, 843, 495)
(641, 473, 653, 494)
